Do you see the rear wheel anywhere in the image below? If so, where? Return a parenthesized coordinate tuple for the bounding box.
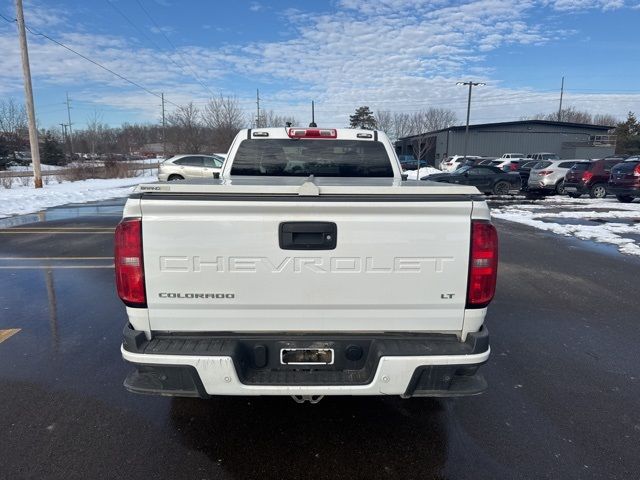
(555, 180, 565, 195)
(492, 181, 510, 196)
(616, 195, 634, 203)
(167, 174, 184, 181)
(589, 183, 607, 199)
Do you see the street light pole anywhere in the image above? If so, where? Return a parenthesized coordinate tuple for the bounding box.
(456, 81, 485, 160)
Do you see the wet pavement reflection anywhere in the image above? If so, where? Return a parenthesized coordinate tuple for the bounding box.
(1, 199, 639, 479)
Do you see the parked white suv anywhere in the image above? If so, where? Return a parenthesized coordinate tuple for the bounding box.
(158, 154, 224, 181)
(440, 155, 483, 172)
(528, 159, 584, 194)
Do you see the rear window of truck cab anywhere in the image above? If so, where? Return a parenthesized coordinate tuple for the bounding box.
(230, 139, 394, 177)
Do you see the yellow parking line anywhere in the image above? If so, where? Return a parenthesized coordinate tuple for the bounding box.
(0, 329, 21, 344)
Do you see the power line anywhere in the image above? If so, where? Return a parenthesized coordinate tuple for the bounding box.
(133, 0, 215, 97)
(104, 0, 213, 99)
(0, 12, 180, 108)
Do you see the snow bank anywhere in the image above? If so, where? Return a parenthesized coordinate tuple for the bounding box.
(404, 166, 441, 180)
(492, 197, 640, 257)
(8, 163, 64, 172)
(0, 176, 156, 218)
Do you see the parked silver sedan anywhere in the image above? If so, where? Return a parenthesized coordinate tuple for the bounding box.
(527, 159, 585, 194)
(158, 154, 224, 181)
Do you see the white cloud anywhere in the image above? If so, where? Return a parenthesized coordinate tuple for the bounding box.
(545, 0, 626, 11)
(0, 0, 638, 127)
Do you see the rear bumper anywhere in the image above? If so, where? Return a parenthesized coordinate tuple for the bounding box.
(527, 180, 556, 191)
(121, 325, 490, 398)
(607, 185, 640, 197)
(563, 182, 588, 194)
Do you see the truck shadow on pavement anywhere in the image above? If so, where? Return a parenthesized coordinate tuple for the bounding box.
(169, 395, 450, 480)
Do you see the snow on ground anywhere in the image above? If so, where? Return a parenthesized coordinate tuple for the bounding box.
(0, 175, 156, 218)
(7, 163, 64, 172)
(491, 196, 640, 257)
(404, 166, 441, 180)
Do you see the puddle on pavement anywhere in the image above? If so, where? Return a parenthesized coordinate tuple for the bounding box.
(0, 199, 126, 229)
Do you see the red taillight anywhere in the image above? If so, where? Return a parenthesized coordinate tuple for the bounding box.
(114, 218, 146, 307)
(634, 164, 640, 176)
(467, 221, 498, 308)
(539, 170, 553, 176)
(509, 163, 518, 171)
(287, 128, 337, 139)
(582, 171, 593, 182)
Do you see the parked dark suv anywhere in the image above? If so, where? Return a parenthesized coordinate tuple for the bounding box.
(563, 157, 626, 198)
(608, 157, 640, 203)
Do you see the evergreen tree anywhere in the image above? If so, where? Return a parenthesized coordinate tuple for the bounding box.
(614, 112, 640, 155)
(41, 130, 66, 165)
(349, 106, 377, 129)
(0, 134, 9, 158)
(0, 134, 10, 170)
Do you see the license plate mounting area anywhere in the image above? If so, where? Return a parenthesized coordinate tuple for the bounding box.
(280, 348, 334, 365)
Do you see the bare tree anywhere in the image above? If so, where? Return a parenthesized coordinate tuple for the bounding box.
(86, 110, 104, 156)
(392, 112, 413, 140)
(376, 110, 394, 138)
(529, 106, 617, 125)
(410, 135, 432, 170)
(408, 108, 458, 135)
(373, 108, 457, 144)
(593, 113, 618, 127)
(203, 95, 245, 151)
(0, 98, 28, 159)
(167, 102, 204, 153)
(260, 110, 299, 128)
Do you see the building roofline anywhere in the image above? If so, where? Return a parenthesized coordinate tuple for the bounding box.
(398, 119, 614, 140)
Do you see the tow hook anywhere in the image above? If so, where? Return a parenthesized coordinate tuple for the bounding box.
(291, 395, 324, 404)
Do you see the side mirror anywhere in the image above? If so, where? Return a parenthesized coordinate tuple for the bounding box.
(213, 172, 220, 179)
(401, 173, 408, 180)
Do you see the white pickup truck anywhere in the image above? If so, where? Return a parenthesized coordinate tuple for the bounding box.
(117, 127, 497, 403)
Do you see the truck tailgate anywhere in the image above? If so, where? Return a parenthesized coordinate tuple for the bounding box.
(140, 196, 473, 333)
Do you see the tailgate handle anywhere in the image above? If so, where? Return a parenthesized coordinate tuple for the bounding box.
(279, 222, 337, 250)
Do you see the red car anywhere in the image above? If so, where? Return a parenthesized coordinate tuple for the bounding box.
(608, 157, 640, 203)
(563, 157, 626, 198)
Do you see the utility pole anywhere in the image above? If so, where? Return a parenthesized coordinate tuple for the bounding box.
(256, 89, 260, 128)
(456, 81, 486, 159)
(557, 76, 565, 122)
(15, 0, 42, 188)
(59, 122, 68, 157)
(161, 92, 166, 159)
(66, 92, 74, 159)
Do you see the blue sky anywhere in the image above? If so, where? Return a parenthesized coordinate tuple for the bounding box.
(1, 0, 639, 130)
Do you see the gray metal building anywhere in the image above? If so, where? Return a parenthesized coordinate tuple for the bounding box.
(395, 120, 615, 166)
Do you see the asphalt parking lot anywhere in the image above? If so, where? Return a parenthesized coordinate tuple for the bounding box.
(1, 197, 639, 480)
